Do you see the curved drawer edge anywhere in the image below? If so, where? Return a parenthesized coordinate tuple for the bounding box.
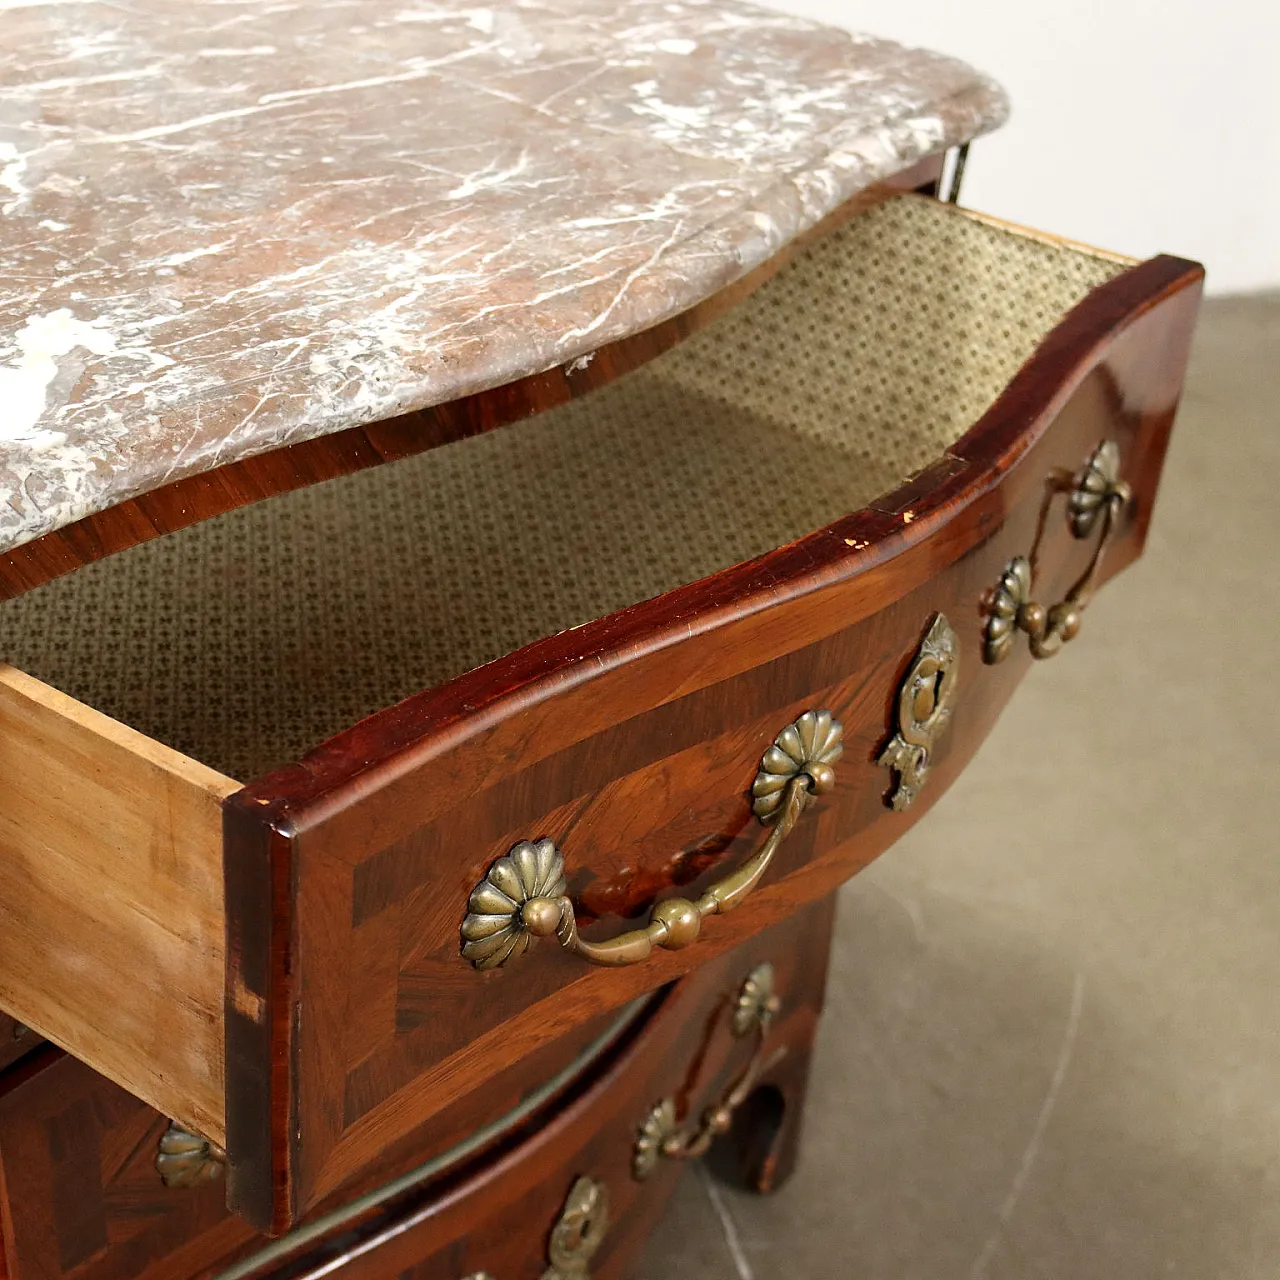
(0, 998, 654, 1280)
(234, 252, 1204, 823)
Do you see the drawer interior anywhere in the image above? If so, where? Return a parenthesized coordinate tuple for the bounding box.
(0, 195, 1129, 782)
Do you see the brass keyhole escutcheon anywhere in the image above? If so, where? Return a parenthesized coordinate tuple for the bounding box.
(912, 667, 943, 724)
(878, 613, 959, 811)
(543, 1175, 610, 1280)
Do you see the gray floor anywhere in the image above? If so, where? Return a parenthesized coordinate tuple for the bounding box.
(641, 292, 1280, 1280)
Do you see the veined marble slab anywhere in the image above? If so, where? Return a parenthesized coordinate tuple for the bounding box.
(0, 0, 1007, 554)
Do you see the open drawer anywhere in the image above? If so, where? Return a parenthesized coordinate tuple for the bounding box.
(0, 194, 1202, 1232)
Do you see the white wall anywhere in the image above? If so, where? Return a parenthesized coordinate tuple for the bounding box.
(769, 0, 1280, 294)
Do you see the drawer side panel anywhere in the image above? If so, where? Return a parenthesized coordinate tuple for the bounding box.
(0, 667, 235, 1142)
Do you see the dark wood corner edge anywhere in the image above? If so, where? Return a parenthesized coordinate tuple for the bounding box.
(0, 156, 944, 605)
(224, 802, 299, 1235)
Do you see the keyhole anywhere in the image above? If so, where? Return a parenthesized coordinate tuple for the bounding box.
(565, 1214, 595, 1252)
(912, 669, 943, 723)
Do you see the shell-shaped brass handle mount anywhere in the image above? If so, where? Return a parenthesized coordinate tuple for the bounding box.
(461, 711, 842, 971)
(984, 440, 1132, 664)
(156, 1122, 225, 1189)
(633, 961, 783, 1181)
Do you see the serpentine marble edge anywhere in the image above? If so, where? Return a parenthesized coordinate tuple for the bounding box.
(0, 0, 1008, 554)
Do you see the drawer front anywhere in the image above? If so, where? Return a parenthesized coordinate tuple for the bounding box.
(0, 904, 831, 1280)
(227, 900, 835, 1280)
(0, 1050, 249, 1280)
(223, 251, 1202, 1229)
(0, 1004, 644, 1280)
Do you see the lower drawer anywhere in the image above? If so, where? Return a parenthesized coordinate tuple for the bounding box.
(0, 1003, 648, 1280)
(222, 900, 836, 1280)
(0, 1050, 249, 1280)
(0, 192, 1202, 1231)
(0, 904, 834, 1280)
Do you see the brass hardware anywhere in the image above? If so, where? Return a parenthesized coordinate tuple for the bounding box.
(730, 959, 778, 1038)
(633, 1097, 679, 1182)
(878, 614, 959, 811)
(543, 1175, 610, 1280)
(633, 962, 783, 1181)
(156, 1122, 226, 1189)
(462, 711, 842, 971)
(941, 141, 970, 204)
(984, 439, 1132, 664)
(207, 1006, 647, 1280)
(749, 709, 843, 824)
(459, 840, 568, 971)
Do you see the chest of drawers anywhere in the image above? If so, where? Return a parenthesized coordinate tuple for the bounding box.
(0, 2, 1201, 1274)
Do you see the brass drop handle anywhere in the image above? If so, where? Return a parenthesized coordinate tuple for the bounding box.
(517, 772, 817, 968)
(461, 711, 842, 971)
(984, 440, 1132, 664)
(633, 962, 783, 1180)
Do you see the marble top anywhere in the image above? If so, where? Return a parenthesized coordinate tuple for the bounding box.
(0, 0, 1007, 555)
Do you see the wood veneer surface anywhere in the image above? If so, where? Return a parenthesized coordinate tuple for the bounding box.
(220, 252, 1201, 1230)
